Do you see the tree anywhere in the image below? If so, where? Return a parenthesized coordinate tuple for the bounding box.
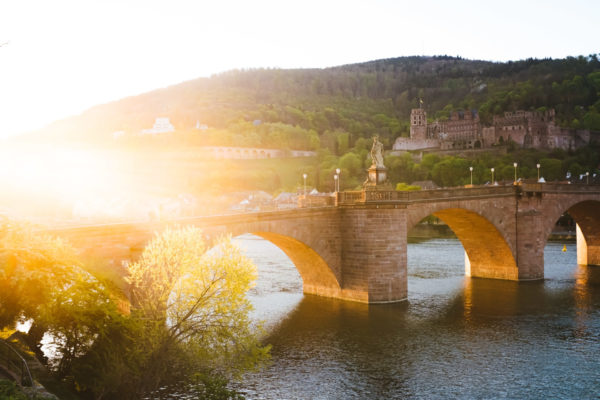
(0, 219, 129, 397)
(1, 221, 268, 399)
(431, 156, 470, 187)
(339, 152, 362, 176)
(385, 154, 416, 185)
(396, 183, 421, 191)
(122, 227, 270, 397)
(0, 219, 88, 342)
(540, 158, 563, 181)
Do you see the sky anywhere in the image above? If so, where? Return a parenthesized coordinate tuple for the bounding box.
(0, 0, 599, 138)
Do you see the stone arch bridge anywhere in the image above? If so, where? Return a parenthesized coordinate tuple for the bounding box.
(49, 183, 600, 304)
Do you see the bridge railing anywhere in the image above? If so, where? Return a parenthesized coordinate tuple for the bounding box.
(407, 186, 515, 201)
(336, 191, 365, 205)
(521, 182, 600, 193)
(0, 340, 34, 387)
(336, 183, 600, 206)
(336, 185, 517, 205)
(298, 195, 335, 208)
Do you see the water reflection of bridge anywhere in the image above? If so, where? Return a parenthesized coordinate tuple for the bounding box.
(49, 183, 600, 304)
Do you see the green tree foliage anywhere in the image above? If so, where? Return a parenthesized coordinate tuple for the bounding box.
(0, 220, 128, 396)
(40, 55, 599, 150)
(385, 154, 420, 185)
(0, 221, 80, 329)
(0, 220, 116, 372)
(1, 221, 268, 400)
(539, 158, 564, 181)
(68, 227, 269, 399)
(0, 379, 50, 400)
(395, 183, 421, 191)
(431, 157, 471, 187)
(128, 227, 268, 375)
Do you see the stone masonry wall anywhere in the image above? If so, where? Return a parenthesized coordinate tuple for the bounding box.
(340, 206, 407, 303)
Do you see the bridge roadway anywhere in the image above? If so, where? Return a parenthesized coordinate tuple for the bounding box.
(48, 183, 600, 304)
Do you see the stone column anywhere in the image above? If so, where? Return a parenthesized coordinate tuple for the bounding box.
(340, 207, 407, 303)
(515, 208, 545, 280)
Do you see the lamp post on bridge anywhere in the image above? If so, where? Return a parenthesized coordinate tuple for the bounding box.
(537, 163, 541, 182)
(586, 171, 590, 184)
(334, 174, 339, 193)
(336, 168, 341, 192)
(491, 167, 495, 185)
(469, 166, 473, 186)
(513, 162, 518, 183)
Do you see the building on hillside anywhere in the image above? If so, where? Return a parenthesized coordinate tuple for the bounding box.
(493, 109, 555, 148)
(410, 180, 439, 190)
(141, 117, 175, 135)
(430, 110, 482, 150)
(274, 192, 299, 210)
(195, 120, 209, 130)
(200, 146, 316, 160)
(393, 107, 598, 152)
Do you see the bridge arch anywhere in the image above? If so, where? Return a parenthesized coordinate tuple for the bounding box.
(200, 211, 344, 300)
(407, 205, 518, 280)
(252, 232, 341, 297)
(540, 198, 600, 266)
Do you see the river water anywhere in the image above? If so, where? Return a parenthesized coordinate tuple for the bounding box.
(232, 234, 600, 399)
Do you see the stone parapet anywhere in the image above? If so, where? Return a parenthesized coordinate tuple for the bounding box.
(337, 185, 517, 206)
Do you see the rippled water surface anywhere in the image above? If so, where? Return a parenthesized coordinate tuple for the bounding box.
(232, 235, 600, 399)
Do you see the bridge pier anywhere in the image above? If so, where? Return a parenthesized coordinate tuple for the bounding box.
(340, 207, 407, 303)
(514, 208, 545, 280)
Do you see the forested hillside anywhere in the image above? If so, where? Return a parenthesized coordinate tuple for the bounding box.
(31, 55, 600, 152)
(9, 55, 596, 197)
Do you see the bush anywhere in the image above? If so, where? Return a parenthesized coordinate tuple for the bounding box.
(396, 183, 421, 191)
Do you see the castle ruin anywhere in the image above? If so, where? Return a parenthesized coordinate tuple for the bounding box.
(393, 107, 597, 152)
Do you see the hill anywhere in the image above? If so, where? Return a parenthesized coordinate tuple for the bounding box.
(24, 55, 600, 151)
(3, 55, 600, 224)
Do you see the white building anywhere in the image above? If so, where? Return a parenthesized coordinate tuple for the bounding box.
(141, 117, 175, 135)
(195, 120, 208, 130)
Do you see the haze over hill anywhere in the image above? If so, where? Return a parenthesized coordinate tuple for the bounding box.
(1, 54, 599, 227)
(22, 55, 600, 149)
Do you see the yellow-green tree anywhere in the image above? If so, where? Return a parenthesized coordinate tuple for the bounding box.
(0, 220, 80, 330)
(1, 221, 268, 399)
(0, 219, 126, 395)
(123, 226, 269, 396)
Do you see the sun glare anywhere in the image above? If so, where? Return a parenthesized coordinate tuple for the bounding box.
(1, 146, 113, 194)
(0, 144, 133, 223)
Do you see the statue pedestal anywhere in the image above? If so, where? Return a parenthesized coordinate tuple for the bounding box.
(363, 166, 392, 190)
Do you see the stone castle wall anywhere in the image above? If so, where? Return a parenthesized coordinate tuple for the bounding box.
(395, 107, 595, 152)
(393, 137, 440, 151)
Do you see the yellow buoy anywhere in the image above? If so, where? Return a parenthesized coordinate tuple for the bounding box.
(562, 245, 567, 252)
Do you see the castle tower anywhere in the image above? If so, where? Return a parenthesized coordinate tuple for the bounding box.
(410, 108, 427, 140)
